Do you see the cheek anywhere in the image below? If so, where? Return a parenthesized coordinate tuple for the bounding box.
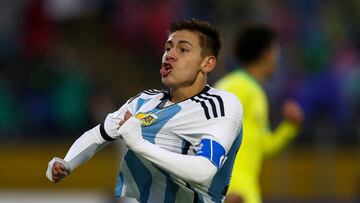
(180, 65, 200, 81)
(173, 57, 202, 82)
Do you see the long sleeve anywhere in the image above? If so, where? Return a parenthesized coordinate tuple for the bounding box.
(262, 120, 299, 157)
(223, 72, 299, 157)
(64, 125, 109, 170)
(64, 102, 130, 170)
(118, 117, 218, 185)
(136, 140, 218, 185)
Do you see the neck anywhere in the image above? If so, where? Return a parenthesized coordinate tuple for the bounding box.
(169, 75, 207, 103)
(244, 63, 267, 83)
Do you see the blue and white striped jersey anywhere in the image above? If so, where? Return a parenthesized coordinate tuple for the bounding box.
(101, 85, 243, 203)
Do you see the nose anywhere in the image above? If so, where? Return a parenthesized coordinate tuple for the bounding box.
(164, 49, 176, 61)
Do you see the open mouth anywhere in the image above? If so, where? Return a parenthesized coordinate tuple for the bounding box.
(160, 62, 173, 77)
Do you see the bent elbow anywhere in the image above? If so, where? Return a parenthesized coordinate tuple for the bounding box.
(188, 165, 217, 185)
(192, 174, 214, 185)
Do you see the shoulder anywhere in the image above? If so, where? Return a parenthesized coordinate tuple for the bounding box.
(191, 86, 243, 121)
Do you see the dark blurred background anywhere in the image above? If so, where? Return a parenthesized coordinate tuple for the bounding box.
(0, 0, 359, 202)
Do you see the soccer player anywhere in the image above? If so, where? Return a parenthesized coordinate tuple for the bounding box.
(215, 25, 304, 203)
(46, 19, 243, 203)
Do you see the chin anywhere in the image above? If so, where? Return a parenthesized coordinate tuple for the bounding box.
(162, 79, 180, 90)
(161, 78, 173, 88)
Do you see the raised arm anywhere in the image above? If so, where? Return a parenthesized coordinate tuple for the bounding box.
(262, 100, 303, 156)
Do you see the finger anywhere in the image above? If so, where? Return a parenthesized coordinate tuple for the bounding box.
(52, 162, 67, 177)
(53, 162, 65, 172)
(119, 111, 134, 127)
(55, 166, 68, 176)
(52, 164, 61, 175)
(59, 163, 66, 171)
(124, 111, 132, 120)
(52, 167, 59, 177)
(53, 170, 68, 180)
(52, 174, 65, 183)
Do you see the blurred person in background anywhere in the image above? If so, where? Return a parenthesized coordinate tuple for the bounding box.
(45, 19, 244, 203)
(215, 24, 304, 203)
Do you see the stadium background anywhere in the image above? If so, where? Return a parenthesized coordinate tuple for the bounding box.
(0, 0, 359, 202)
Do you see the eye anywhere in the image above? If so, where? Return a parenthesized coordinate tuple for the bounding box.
(180, 48, 189, 53)
(165, 47, 171, 52)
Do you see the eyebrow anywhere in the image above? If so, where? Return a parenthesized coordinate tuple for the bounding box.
(178, 40, 193, 47)
(166, 40, 193, 47)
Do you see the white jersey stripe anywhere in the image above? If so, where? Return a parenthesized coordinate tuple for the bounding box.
(108, 85, 243, 202)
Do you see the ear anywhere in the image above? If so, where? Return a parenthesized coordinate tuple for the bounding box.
(262, 45, 279, 63)
(200, 56, 217, 73)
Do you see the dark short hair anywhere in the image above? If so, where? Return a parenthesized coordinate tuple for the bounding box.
(235, 24, 276, 65)
(168, 18, 221, 58)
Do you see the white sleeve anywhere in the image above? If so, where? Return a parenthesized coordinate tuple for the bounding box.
(118, 117, 217, 185)
(202, 117, 242, 153)
(199, 92, 243, 153)
(136, 141, 217, 185)
(63, 102, 131, 170)
(63, 125, 108, 170)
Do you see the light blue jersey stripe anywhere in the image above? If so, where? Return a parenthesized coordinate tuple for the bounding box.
(153, 166, 180, 203)
(136, 98, 151, 112)
(114, 172, 124, 197)
(122, 151, 152, 202)
(116, 102, 182, 201)
(141, 105, 181, 144)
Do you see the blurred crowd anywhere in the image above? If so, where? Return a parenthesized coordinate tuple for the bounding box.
(0, 0, 359, 144)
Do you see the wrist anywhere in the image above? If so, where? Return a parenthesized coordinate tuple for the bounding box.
(284, 118, 301, 127)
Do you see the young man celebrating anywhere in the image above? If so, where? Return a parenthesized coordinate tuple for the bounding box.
(215, 25, 303, 203)
(46, 19, 243, 203)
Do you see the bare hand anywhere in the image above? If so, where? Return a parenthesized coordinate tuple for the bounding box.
(225, 193, 244, 203)
(119, 111, 133, 127)
(51, 162, 68, 183)
(282, 100, 304, 126)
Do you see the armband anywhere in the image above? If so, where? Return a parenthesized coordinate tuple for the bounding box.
(195, 139, 226, 169)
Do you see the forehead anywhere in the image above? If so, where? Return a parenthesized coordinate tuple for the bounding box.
(167, 30, 201, 47)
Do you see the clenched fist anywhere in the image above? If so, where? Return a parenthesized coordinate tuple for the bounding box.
(282, 100, 304, 126)
(46, 157, 71, 183)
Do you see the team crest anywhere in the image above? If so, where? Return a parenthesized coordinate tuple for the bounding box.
(135, 112, 158, 126)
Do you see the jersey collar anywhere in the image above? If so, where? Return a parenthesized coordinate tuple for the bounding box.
(158, 85, 211, 108)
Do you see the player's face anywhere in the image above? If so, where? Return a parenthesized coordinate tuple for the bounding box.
(264, 44, 280, 78)
(161, 30, 205, 89)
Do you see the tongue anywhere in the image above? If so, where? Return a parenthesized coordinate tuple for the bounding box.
(160, 66, 169, 77)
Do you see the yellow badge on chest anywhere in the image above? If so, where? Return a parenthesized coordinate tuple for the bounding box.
(135, 112, 158, 126)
